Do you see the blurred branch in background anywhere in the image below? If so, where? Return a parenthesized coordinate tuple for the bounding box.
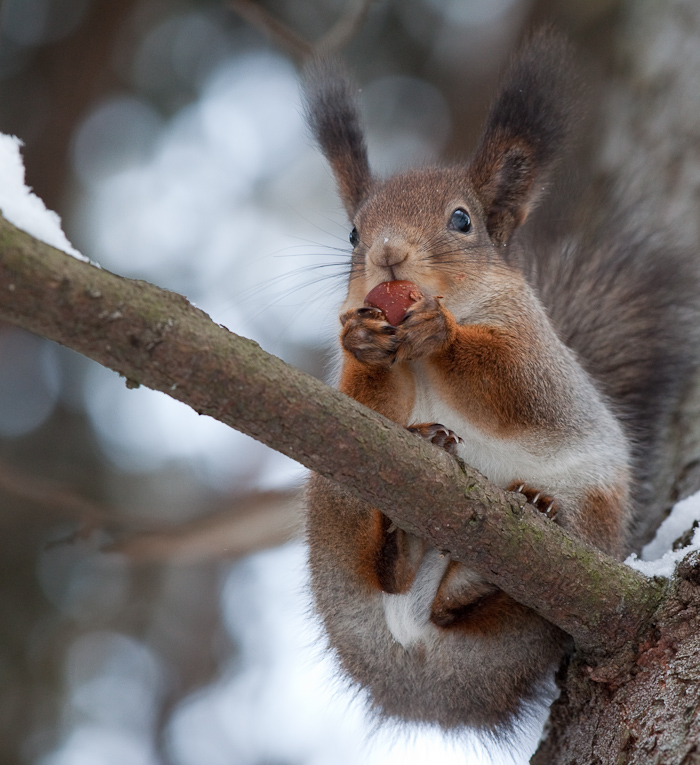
(229, 0, 377, 63)
(0, 452, 299, 562)
(0, 0, 140, 213)
(0, 457, 112, 528)
(111, 489, 300, 563)
(229, 0, 313, 62)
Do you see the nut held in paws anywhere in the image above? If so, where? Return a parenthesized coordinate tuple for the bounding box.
(364, 281, 423, 326)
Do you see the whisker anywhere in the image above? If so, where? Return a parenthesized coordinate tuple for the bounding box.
(240, 269, 350, 325)
(284, 206, 354, 245)
(277, 236, 353, 257)
(229, 258, 349, 307)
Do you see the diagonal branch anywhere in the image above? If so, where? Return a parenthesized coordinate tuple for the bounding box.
(0, 213, 665, 654)
(0, 458, 113, 526)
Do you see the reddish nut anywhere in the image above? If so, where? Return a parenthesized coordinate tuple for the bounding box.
(364, 280, 423, 326)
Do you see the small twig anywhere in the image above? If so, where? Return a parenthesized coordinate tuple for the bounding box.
(229, 0, 313, 63)
(0, 458, 113, 526)
(316, 0, 377, 55)
(229, 0, 376, 64)
(0, 453, 300, 561)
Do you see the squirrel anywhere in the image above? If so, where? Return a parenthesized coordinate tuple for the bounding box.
(303, 29, 700, 733)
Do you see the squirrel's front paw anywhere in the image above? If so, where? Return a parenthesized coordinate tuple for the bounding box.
(394, 296, 454, 361)
(341, 306, 397, 366)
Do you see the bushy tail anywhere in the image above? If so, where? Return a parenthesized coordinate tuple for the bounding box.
(523, 188, 700, 548)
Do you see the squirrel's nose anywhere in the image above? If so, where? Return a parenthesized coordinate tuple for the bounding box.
(368, 238, 409, 269)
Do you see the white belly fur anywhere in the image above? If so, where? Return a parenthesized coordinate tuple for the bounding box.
(408, 362, 624, 494)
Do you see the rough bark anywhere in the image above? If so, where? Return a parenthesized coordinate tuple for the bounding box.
(533, 556, 700, 764)
(0, 213, 663, 655)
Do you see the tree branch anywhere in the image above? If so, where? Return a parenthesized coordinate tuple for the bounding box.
(0, 213, 665, 653)
(0, 458, 113, 526)
(0, 453, 299, 560)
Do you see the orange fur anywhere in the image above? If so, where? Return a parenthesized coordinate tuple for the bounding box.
(339, 350, 415, 424)
(340, 286, 559, 439)
(339, 500, 382, 592)
(427, 321, 550, 436)
(429, 560, 497, 627)
(436, 591, 533, 637)
(577, 485, 629, 558)
(374, 512, 426, 594)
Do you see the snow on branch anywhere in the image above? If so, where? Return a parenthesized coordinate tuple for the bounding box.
(0, 135, 87, 262)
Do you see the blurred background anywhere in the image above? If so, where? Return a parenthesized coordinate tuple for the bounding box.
(0, 0, 627, 763)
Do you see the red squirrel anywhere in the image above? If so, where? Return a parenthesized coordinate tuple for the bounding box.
(303, 29, 700, 732)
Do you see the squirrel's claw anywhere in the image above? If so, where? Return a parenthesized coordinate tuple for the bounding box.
(408, 422, 463, 456)
(509, 481, 559, 519)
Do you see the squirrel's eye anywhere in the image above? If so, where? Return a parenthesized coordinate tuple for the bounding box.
(349, 227, 359, 247)
(449, 208, 471, 233)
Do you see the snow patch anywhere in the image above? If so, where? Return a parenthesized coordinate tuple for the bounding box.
(626, 490, 700, 578)
(0, 133, 87, 261)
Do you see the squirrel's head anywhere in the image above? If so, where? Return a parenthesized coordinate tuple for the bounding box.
(303, 29, 578, 317)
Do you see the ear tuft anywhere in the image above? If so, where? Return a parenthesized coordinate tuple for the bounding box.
(469, 28, 581, 245)
(302, 58, 372, 218)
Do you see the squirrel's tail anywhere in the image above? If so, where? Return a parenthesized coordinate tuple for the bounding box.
(523, 190, 700, 549)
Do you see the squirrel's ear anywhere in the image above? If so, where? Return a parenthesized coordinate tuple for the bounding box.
(468, 29, 578, 245)
(303, 58, 372, 218)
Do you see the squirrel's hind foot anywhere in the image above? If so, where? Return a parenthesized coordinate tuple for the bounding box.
(509, 482, 559, 519)
(408, 422, 463, 456)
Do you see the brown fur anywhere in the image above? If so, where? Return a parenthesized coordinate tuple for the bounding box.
(430, 560, 499, 628)
(302, 58, 372, 216)
(427, 321, 563, 437)
(306, 474, 568, 731)
(470, 138, 538, 243)
(374, 512, 426, 594)
(343, 287, 575, 439)
(434, 591, 532, 637)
